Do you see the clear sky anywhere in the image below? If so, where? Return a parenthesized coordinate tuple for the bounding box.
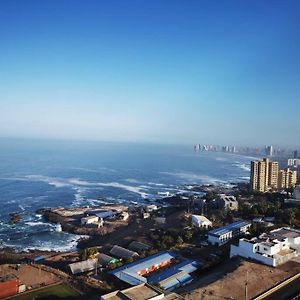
(0, 0, 299, 146)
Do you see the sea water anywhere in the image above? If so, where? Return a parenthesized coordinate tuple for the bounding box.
(0, 138, 255, 251)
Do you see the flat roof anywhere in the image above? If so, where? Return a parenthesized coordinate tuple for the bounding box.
(208, 220, 251, 237)
(101, 284, 163, 300)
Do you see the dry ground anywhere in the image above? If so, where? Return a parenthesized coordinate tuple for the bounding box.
(178, 258, 300, 300)
(0, 264, 61, 289)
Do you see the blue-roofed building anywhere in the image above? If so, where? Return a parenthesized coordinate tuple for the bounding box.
(208, 220, 251, 246)
(109, 251, 199, 290)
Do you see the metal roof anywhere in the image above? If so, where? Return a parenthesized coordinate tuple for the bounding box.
(110, 251, 199, 288)
(69, 258, 97, 275)
(110, 245, 139, 259)
(208, 220, 251, 237)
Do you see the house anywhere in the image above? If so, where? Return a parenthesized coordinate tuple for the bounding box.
(110, 245, 139, 259)
(109, 251, 199, 290)
(216, 194, 238, 211)
(100, 283, 184, 300)
(208, 220, 251, 246)
(230, 227, 300, 266)
(69, 259, 98, 275)
(81, 216, 99, 225)
(191, 215, 212, 228)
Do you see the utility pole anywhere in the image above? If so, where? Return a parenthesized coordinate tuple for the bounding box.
(245, 270, 248, 300)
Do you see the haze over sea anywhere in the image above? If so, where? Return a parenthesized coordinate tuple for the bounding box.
(0, 138, 254, 251)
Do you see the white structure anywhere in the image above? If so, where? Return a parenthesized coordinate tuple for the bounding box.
(208, 220, 251, 246)
(288, 159, 300, 167)
(81, 216, 99, 225)
(146, 204, 158, 212)
(217, 194, 238, 211)
(230, 227, 300, 267)
(120, 211, 129, 221)
(191, 215, 212, 228)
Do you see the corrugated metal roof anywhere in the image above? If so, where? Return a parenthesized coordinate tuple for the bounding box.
(161, 278, 180, 290)
(177, 273, 192, 285)
(110, 251, 199, 288)
(110, 245, 139, 259)
(69, 259, 97, 275)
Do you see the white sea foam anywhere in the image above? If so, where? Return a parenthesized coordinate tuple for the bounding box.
(25, 175, 71, 188)
(25, 221, 47, 227)
(160, 171, 225, 184)
(233, 163, 251, 172)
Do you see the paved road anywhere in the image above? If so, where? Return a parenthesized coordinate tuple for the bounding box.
(261, 276, 300, 300)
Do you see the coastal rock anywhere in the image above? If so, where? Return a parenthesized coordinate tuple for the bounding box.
(9, 212, 22, 224)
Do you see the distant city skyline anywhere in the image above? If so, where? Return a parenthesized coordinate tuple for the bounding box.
(0, 1, 299, 146)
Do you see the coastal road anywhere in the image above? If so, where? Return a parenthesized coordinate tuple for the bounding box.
(254, 273, 300, 300)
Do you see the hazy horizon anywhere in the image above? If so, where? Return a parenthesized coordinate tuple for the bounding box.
(1, 1, 299, 146)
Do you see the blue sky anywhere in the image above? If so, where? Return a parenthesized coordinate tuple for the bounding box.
(0, 0, 299, 146)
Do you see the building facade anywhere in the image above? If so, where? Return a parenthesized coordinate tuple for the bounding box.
(230, 227, 300, 267)
(191, 215, 212, 228)
(208, 220, 251, 246)
(251, 158, 297, 192)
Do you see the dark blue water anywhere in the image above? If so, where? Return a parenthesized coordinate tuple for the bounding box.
(0, 138, 253, 251)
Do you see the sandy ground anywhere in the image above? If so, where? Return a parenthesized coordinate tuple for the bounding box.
(0, 264, 60, 289)
(178, 258, 300, 300)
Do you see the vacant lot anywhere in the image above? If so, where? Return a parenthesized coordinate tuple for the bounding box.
(179, 258, 300, 300)
(10, 284, 81, 300)
(0, 264, 60, 289)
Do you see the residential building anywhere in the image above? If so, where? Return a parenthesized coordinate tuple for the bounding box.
(251, 158, 297, 192)
(208, 220, 251, 246)
(268, 161, 279, 189)
(278, 168, 297, 189)
(110, 245, 139, 259)
(100, 283, 184, 300)
(191, 215, 212, 228)
(230, 227, 300, 267)
(109, 251, 199, 290)
(250, 158, 269, 192)
(216, 194, 238, 210)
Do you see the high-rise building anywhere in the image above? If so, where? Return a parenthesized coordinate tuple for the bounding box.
(265, 145, 273, 157)
(250, 158, 269, 192)
(293, 150, 298, 159)
(268, 161, 279, 189)
(250, 158, 297, 192)
(278, 168, 297, 189)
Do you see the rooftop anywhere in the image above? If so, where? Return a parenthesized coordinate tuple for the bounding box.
(101, 283, 163, 300)
(208, 220, 251, 237)
(192, 215, 211, 223)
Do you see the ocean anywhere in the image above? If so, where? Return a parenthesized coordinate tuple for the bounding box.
(0, 138, 254, 252)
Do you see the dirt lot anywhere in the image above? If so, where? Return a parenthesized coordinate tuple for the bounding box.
(179, 258, 300, 300)
(0, 264, 61, 289)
